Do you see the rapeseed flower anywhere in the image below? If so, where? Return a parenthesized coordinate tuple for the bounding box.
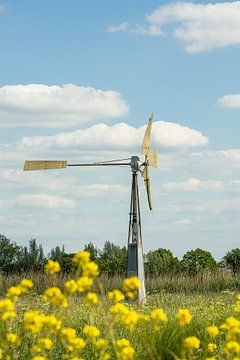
(44, 260, 61, 275)
(83, 325, 100, 339)
(84, 292, 98, 307)
(77, 276, 93, 293)
(73, 251, 91, 267)
(64, 279, 78, 293)
(224, 341, 240, 354)
(207, 326, 219, 337)
(82, 261, 99, 277)
(151, 308, 168, 322)
(42, 287, 68, 307)
(6, 286, 22, 301)
(0, 299, 14, 311)
(208, 343, 217, 352)
(2, 310, 16, 321)
(108, 289, 125, 303)
(19, 279, 33, 294)
(183, 336, 200, 350)
(176, 308, 192, 326)
(6, 333, 21, 345)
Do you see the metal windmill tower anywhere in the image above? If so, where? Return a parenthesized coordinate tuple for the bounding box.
(23, 113, 158, 305)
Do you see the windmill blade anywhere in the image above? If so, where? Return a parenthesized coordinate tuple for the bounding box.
(23, 160, 67, 171)
(142, 165, 153, 211)
(141, 113, 154, 156)
(147, 150, 158, 168)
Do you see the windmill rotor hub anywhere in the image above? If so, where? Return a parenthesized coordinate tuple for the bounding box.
(130, 156, 143, 173)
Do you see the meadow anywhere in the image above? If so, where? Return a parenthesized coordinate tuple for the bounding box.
(0, 252, 239, 360)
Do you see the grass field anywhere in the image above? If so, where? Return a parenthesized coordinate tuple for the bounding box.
(0, 254, 239, 360)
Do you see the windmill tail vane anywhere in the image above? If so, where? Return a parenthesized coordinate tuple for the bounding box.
(23, 113, 158, 305)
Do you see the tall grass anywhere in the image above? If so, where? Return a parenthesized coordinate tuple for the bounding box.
(0, 269, 239, 296)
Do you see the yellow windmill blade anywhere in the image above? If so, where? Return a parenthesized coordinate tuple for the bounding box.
(141, 112, 154, 156)
(23, 160, 67, 171)
(147, 149, 158, 168)
(142, 165, 153, 211)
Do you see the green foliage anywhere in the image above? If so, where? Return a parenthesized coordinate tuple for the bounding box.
(49, 245, 73, 273)
(98, 241, 127, 276)
(145, 248, 180, 275)
(0, 234, 21, 274)
(223, 248, 240, 274)
(18, 239, 46, 272)
(181, 248, 217, 276)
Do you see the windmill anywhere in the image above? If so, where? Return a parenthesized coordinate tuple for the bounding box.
(23, 113, 158, 304)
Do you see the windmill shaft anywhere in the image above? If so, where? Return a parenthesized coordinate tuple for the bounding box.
(127, 171, 146, 305)
(67, 162, 130, 167)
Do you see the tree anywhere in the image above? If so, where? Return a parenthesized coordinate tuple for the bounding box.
(181, 248, 217, 276)
(145, 248, 180, 276)
(0, 234, 21, 274)
(18, 239, 46, 272)
(99, 241, 127, 276)
(84, 242, 99, 262)
(222, 248, 240, 274)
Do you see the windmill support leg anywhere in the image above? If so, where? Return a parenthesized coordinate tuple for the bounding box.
(126, 172, 146, 305)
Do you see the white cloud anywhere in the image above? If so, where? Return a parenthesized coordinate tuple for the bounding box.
(106, 22, 129, 33)
(17, 193, 76, 209)
(19, 120, 208, 151)
(162, 177, 225, 192)
(110, 2, 240, 53)
(75, 184, 129, 197)
(0, 84, 129, 128)
(175, 219, 192, 226)
(218, 94, 240, 108)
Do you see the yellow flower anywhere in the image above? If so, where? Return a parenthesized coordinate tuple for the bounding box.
(116, 339, 135, 360)
(6, 333, 21, 345)
(42, 287, 68, 307)
(207, 326, 219, 337)
(77, 276, 93, 293)
(224, 341, 240, 354)
(43, 315, 62, 334)
(176, 309, 192, 326)
(0, 349, 2, 360)
(73, 251, 91, 267)
(64, 279, 78, 293)
(2, 311, 16, 321)
(108, 289, 125, 303)
(122, 277, 140, 298)
(70, 337, 85, 351)
(31, 357, 46, 360)
(151, 308, 168, 322)
(19, 279, 33, 293)
(61, 327, 77, 341)
(208, 343, 217, 352)
(95, 338, 108, 350)
(82, 261, 99, 277)
(44, 260, 61, 275)
(37, 338, 53, 351)
(6, 286, 22, 300)
(205, 357, 216, 360)
(183, 336, 200, 350)
(0, 299, 14, 311)
(110, 303, 129, 316)
(83, 325, 100, 339)
(24, 310, 44, 334)
(84, 292, 98, 307)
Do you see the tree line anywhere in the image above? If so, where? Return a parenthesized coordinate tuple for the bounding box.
(0, 234, 239, 276)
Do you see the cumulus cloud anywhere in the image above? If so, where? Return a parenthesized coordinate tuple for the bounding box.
(162, 177, 225, 192)
(0, 84, 129, 128)
(19, 120, 208, 151)
(17, 193, 76, 209)
(109, 1, 240, 53)
(218, 94, 240, 108)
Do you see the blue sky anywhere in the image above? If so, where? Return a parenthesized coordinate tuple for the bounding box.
(0, 0, 240, 259)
